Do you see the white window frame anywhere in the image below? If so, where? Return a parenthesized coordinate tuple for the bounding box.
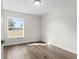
(7, 16, 24, 38)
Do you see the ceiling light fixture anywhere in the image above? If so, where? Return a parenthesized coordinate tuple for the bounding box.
(33, 0, 41, 6)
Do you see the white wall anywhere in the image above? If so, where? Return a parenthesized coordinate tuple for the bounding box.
(2, 10, 41, 46)
(41, 1, 77, 53)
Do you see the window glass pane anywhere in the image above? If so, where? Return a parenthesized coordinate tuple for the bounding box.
(8, 16, 24, 38)
(8, 17, 24, 28)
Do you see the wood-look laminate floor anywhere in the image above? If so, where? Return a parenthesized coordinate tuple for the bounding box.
(4, 43, 77, 59)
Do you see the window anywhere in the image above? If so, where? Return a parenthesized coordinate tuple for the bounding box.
(7, 16, 24, 38)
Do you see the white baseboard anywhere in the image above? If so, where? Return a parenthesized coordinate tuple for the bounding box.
(49, 43, 77, 54)
(41, 39, 77, 54)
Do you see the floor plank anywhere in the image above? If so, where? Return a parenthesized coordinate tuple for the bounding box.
(4, 43, 77, 59)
